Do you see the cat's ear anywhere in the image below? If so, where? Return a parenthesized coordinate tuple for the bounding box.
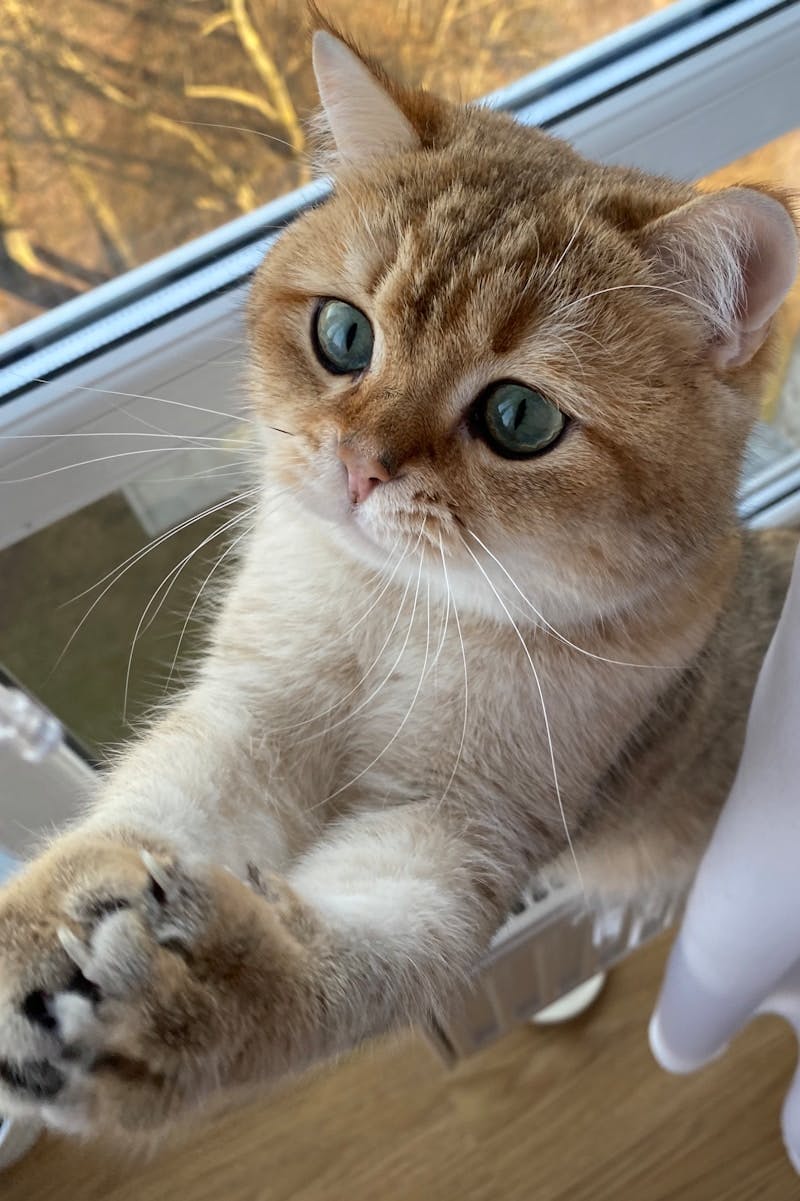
(641, 188, 799, 368)
(311, 29, 422, 164)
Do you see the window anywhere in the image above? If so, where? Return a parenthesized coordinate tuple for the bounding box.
(1, 0, 799, 812)
(2, 0, 681, 336)
(705, 128, 800, 523)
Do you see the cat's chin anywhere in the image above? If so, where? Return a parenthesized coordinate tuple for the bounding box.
(333, 506, 388, 555)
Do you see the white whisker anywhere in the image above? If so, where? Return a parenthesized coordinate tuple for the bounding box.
(65, 488, 262, 604)
(144, 460, 256, 485)
(295, 531, 418, 667)
(540, 193, 597, 291)
(557, 282, 719, 325)
(338, 534, 416, 640)
(292, 532, 426, 746)
(464, 527, 675, 670)
(429, 540, 452, 673)
(144, 469, 255, 486)
(544, 330, 587, 381)
(51, 489, 261, 678)
(311, 526, 431, 808)
(435, 533, 468, 811)
(14, 376, 254, 426)
(0, 445, 251, 484)
(280, 570, 414, 736)
(123, 504, 257, 720)
(0, 431, 247, 443)
(176, 118, 295, 152)
(163, 518, 256, 694)
(461, 537, 584, 894)
(134, 479, 299, 643)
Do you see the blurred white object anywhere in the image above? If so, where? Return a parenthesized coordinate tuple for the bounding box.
(427, 877, 683, 1060)
(531, 971, 607, 1025)
(650, 544, 800, 1173)
(0, 683, 62, 763)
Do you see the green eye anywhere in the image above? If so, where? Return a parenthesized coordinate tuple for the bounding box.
(313, 299, 373, 374)
(480, 381, 566, 458)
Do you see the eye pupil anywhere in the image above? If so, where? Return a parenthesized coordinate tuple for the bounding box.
(313, 299, 373, 374)
(480, 382, 565, 458)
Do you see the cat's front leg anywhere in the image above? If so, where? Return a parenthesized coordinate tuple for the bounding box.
(0, 805, 512, 1137)
(0, 834, 325, 1135)
(0, 668, 335, 1137)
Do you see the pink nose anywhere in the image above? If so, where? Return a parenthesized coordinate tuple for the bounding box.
(337, 444, 392, 505)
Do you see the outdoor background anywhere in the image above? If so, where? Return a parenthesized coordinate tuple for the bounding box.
(0, 0, 686, 331)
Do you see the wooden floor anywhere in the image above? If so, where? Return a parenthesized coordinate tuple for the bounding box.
(4, 932, 799, 1200)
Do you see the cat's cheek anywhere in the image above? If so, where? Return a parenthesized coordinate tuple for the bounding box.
(297, 481, 352, 527)
(288, 445, 347, 513)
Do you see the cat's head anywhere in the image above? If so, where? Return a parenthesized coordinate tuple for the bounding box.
(248, 18, 798, 626)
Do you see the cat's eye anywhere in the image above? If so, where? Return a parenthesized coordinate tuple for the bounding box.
(313, 299, 373, 375)
(479, 381, 566, 458)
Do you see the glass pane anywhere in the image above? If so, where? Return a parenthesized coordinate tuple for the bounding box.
(0, 471, 248, 753)
(702, 130, 800, 465)
(0, 0, 678, 334)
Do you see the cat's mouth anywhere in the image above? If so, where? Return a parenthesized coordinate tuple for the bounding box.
(309, 463, 449, 554)
(280, 432, 458, 559)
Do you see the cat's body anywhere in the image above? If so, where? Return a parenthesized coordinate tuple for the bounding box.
(0, 18, 798, 1139)
(93, 497, 792, 893)
(578, 526, 798, 886)
(88, 504, 799, 898)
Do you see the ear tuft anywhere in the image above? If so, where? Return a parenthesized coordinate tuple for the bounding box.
(311, 29, 421, 165)
(642, 187, 799, 368)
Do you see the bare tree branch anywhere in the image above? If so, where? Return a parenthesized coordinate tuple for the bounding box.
(229, 0, 305, 157)
(184, 83, 279, 125)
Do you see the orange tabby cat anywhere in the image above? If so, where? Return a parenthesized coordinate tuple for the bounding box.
(0, 16, 797, 1138)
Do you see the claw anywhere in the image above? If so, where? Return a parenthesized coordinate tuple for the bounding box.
(58, 926, 91, 973)
(155, 922, 188, 948)
(141, 850, 172, 903)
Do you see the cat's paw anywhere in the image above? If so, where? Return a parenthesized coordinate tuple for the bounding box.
(0, 839, 296, 1136)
